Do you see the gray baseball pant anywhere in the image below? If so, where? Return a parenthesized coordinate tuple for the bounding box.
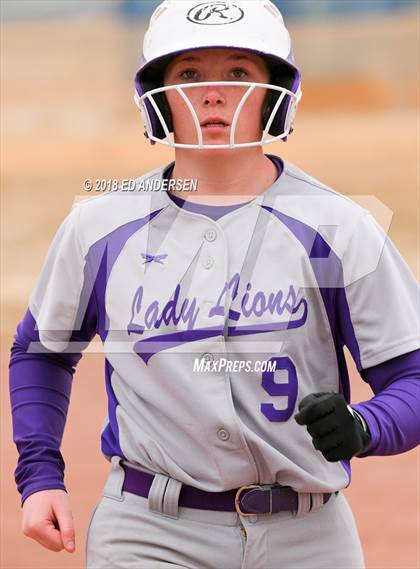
(85, 456, 365, 569)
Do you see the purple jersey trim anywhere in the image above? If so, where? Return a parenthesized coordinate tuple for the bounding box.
(101, 359, 124, 458)
(261, 205, 362, 388)
(164, 155, 283, 220)
(85, 209, 163, 341)
(84, 210, 163, 461)
(352, 349, 420, 456)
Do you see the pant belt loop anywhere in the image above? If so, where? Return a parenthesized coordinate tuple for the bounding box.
(148, 473, 182, 519)
(310, 492, 324, 512)
(103, 455, 125, 501)
(162, 477, 182, 519)
(295, 491, 311, 517)
(148, 473, 169, 514)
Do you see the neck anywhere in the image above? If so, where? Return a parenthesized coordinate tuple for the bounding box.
(169, 148, 278, 205)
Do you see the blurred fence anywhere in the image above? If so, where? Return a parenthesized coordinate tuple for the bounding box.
(1, 0, 417, 21)
(118, 0, 418, 19)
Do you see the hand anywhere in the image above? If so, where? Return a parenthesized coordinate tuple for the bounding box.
(22, 489, 75, 553)
(294, 392, 371, 461)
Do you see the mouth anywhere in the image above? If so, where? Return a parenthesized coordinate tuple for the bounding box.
(201, 118, 230, 129)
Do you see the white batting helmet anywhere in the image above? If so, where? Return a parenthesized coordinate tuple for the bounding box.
(134, 0, 302, 149)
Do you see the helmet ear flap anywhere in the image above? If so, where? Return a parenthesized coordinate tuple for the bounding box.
(137, 56, 174, 141)
(151, 91, 174, 139)
(262, 90, 287, 136)
(261, 62, 300, 139)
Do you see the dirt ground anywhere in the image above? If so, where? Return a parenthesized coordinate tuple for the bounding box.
(1, 13, 419, 569)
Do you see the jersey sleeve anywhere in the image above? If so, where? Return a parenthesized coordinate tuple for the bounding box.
(341, 212, 420, 371)
(28, 203, 96, 352)
(9, 203, 98, 506)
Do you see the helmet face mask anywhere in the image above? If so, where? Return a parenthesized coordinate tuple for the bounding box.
(135, 78, 300, 149)
(134, 0, 302, 149)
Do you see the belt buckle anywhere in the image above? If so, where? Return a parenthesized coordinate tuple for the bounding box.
(235, 484, 273, 516)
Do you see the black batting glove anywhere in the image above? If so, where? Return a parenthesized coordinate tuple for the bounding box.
(294, 392, 371, 462)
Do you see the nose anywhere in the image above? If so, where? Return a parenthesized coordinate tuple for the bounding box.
(202, 86, 226, 106)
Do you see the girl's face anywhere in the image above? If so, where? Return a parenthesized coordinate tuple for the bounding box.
(163, 47, 271, 147)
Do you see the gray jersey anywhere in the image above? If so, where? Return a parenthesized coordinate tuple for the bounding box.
(29, 159, 419, 494)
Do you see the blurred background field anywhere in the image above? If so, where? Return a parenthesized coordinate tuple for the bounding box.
(1, 1, 419, 568)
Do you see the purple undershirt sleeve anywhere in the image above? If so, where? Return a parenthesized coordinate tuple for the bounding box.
(9, 305, 97, 506)
(351, 349, 420, 457)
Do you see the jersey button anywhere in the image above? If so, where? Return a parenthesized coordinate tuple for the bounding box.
(204, 229, 217, 242)
(202, 352, 214, 363)
(217, 428, 230, 441)
(203, 256, 214, 269)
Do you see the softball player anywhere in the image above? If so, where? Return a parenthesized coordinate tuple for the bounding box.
(10, 1, 419, 568)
